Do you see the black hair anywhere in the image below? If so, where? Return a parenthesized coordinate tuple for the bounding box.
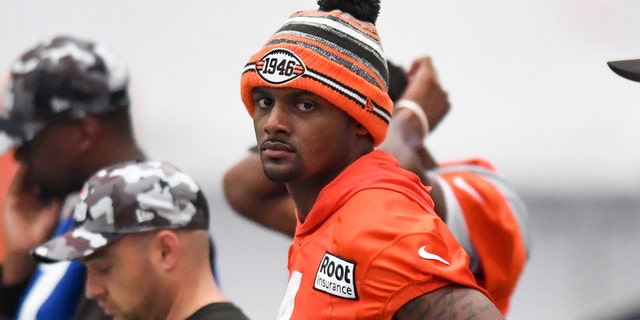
(317, 0, 381, 24)
(386, 60, 408, 103)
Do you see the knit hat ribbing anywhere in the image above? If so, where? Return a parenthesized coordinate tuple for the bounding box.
(240, 7, 392, 146)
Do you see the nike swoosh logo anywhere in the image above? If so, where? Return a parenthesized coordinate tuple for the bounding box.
(419, 246, 450, 265)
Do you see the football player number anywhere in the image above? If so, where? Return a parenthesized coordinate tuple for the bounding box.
(277, 271, 302, 320)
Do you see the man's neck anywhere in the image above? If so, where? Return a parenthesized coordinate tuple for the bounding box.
(288, 146, 374, 222)
(165, 267, 226, 320)
(286, 160, 352, 222)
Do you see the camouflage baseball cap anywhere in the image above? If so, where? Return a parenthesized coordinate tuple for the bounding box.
(0, 35, 130, 154)
(32, 160, 209, 262)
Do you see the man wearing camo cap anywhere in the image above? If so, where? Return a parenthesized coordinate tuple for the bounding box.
(32, 160, 249, 320)
(0, 35, 147, 319)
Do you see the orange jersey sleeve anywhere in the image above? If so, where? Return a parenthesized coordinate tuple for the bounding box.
(428, 158, 530, 315)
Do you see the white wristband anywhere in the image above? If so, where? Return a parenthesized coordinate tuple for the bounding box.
(395, 99, 429, 136)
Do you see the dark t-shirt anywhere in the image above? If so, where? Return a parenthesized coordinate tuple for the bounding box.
(185, 302, 250, 320)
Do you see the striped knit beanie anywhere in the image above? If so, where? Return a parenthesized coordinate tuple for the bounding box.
(240, 0, 392, 146)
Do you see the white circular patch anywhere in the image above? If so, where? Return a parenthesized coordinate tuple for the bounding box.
(256, 48, 306, 85)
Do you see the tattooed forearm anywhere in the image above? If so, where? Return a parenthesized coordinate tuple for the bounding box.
(393, 285, 504, 320)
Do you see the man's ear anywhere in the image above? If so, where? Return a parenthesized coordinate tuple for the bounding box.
(76, 116, 102, 152)
(152, 230, 181, 271)
(354, 122, 370, 137)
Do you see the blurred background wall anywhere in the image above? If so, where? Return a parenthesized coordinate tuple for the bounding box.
(1, 1, 639, 319)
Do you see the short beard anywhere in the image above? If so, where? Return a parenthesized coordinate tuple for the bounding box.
(263, 167, 296, 183)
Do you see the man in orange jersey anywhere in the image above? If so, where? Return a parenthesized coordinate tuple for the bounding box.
(227, 54, 530, 315)
(238, 0, 505, 318)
